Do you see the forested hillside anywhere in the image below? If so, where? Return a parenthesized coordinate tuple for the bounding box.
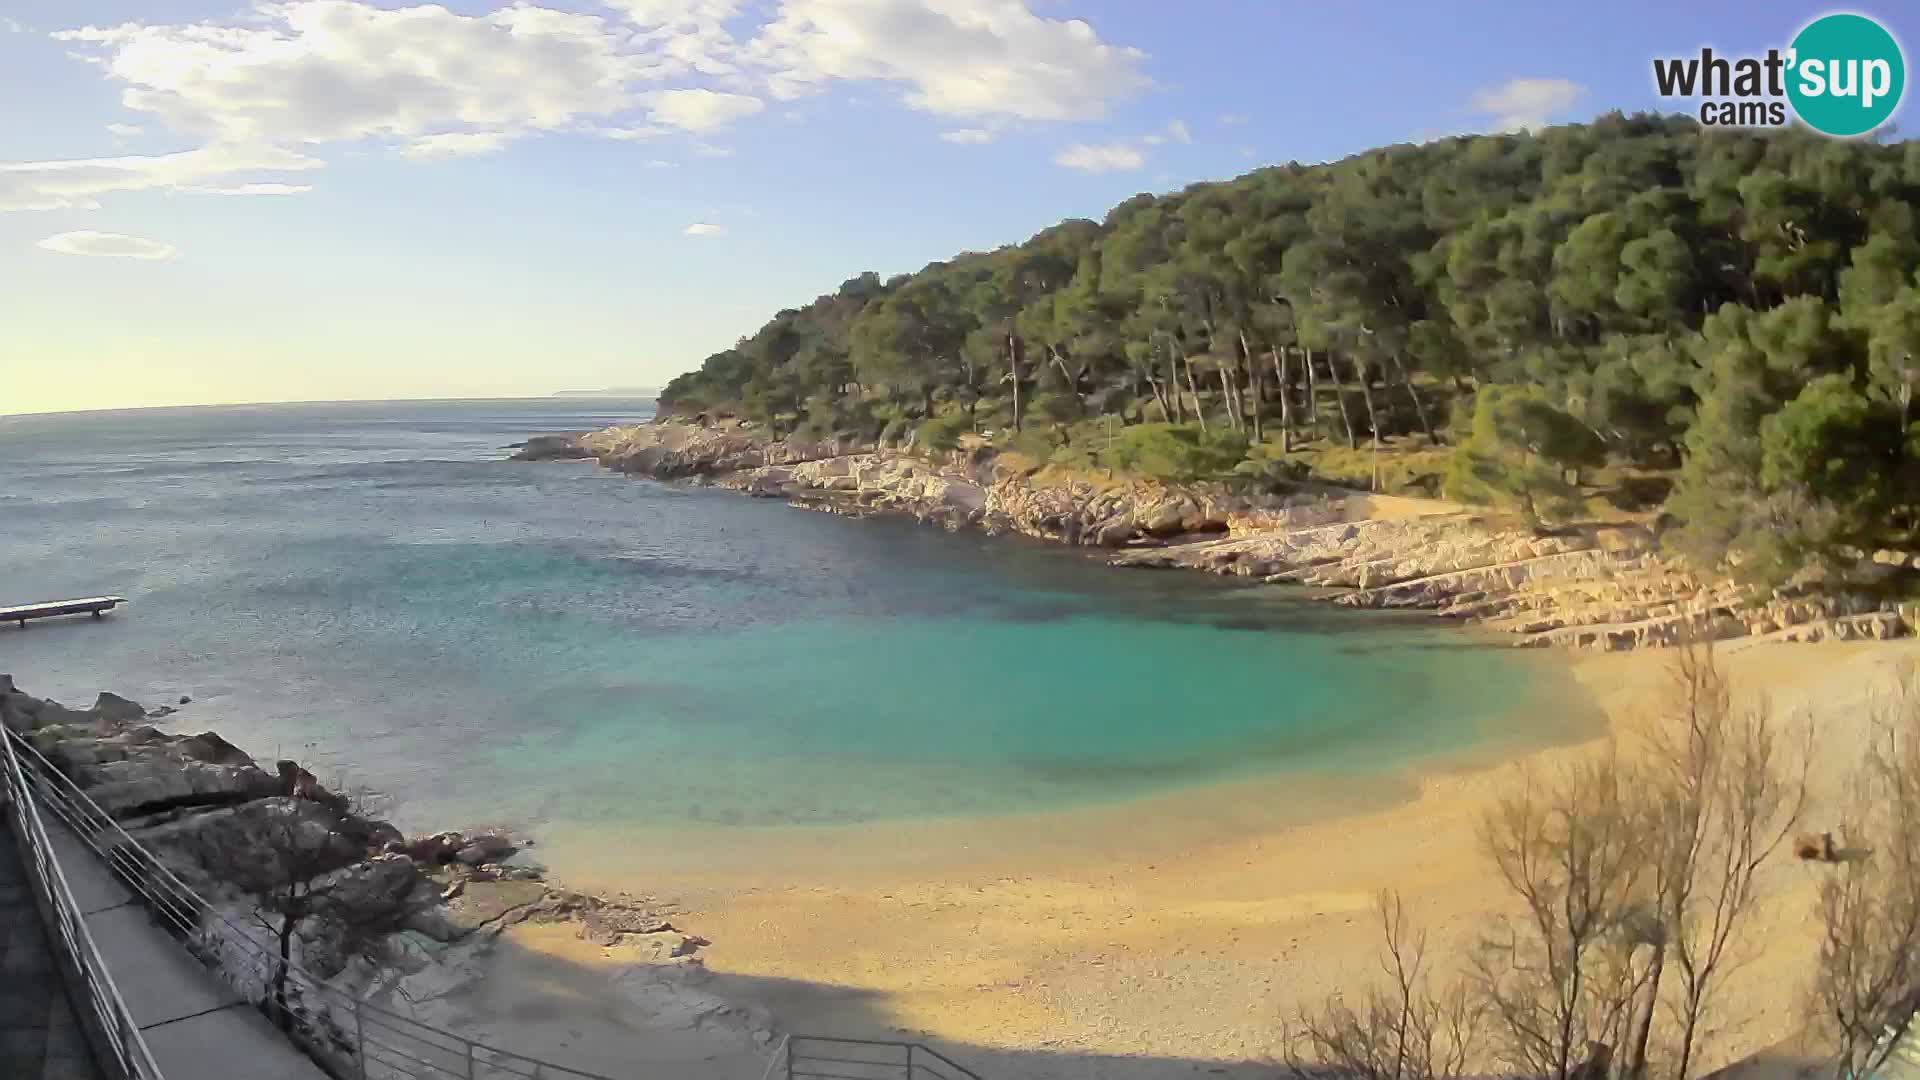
(659, 113, 1920, 586)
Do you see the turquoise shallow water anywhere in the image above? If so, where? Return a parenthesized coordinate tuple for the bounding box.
(0, 400, 1594, 838)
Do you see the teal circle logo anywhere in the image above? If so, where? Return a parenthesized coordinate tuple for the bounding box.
(1788, 13, 1905, 137)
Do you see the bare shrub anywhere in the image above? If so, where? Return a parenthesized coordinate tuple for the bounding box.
(1471, 747, 1646, 1080)
(1287, 892, 1481, 1080)
(1618, 643, 1808, 1080)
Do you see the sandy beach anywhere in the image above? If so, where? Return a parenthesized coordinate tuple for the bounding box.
(480, 638, 1914, 1079)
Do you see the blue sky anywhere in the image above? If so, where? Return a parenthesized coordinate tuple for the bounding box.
(2, 1, 1914, 413)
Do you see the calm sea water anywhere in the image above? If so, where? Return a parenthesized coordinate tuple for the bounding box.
(0, 400, 1591, 838)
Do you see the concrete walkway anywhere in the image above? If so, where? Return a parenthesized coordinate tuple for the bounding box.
(0, 825, 101, 1080)
(44, 823, 328, 1080)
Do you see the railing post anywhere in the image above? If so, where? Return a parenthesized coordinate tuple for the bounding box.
(906, 1042, 914, 1080)
(355, 997, 367, 1080)
(785, 1034, 795, 1080)
(467, 1038, 477, 1079)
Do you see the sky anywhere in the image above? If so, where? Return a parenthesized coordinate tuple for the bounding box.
(1, 1, 1914, 415)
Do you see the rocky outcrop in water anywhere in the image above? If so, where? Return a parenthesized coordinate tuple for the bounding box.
(508, 434, 595, 461)
(528, 419, 1916, 652)
(568, 419, 1339, 548)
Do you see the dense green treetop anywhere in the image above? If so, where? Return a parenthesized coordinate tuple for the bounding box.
(660, 113, 1920, 585)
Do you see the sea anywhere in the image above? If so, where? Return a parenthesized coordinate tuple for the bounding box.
(0, 399, 1593, 865)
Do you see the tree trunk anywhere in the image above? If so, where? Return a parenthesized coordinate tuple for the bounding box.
(1231, 361, 1247, 431)
(1352, 351, 1381, 444)
(1147, 377, 1171, 423)
(1391, 353, 1437, 443)
(1216, 363, 1242, 432)
(1328, 351, 1357, 449)
(1272, 348, 1292, 453)
(1303, 347, 1322, 442)
(1674, 1002, 1702, 1080)
(1621, 943, 1664, 1080)
(1050, 346, 1083, 406)
(1241, 332, 1263, 444)
(1178, 344, 1208, 432)
(1165, 346, 1184, 424)
(1008, 331, 1022, 432)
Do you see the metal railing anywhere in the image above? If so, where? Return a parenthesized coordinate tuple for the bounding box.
(5, 725, 621, 1080)
(6, 726, 988, 1080)
(784, 1036, 981, 1080)
(0, 725, 165, 1080)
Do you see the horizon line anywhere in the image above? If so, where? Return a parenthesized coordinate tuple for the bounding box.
(0, 392, 660, 420)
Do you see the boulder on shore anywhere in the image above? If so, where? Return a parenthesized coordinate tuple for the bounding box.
(454, 833, 518, 865)
(93, 692, 147, 724)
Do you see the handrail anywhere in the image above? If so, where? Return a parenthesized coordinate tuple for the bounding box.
(760, 1034, 793, 1080)
(5, 726, 620, 1080)
(786, 1036, 981, 1080)
(0, 725, 166, 1080)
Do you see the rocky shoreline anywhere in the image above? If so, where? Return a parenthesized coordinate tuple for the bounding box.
(521, 417, 1918, 651)
(0, 675, 769, 1074)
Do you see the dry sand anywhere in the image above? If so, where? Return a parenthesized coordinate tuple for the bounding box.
(482, 639, 1915, 1079)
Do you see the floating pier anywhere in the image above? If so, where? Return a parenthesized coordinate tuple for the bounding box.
(1, 596, 127, 627)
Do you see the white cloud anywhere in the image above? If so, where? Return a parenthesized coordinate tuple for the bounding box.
(644, 159, 678, 168)
(0, 17, 22, 34)
(691, 142, 734, 157)
(748, 0, 1148, 121)
(1471, 77, 1585, 132)
(37, 230, 178, 260)
(54, 2, 653, 148)
(604, 0, 741, 77)
(184, 182, 315, 196)
(608, 0, 739, 20)
(402, 131, 517, 160)
(599, 124, 669, 141)
(1216, 111, 1247, 126)
(684, 221, 725, 236)
(0, 144, 322, 211)
(27, 0, 1155, 217)
(1054, 141, 1142, 173)
(646, 88, 763, 131)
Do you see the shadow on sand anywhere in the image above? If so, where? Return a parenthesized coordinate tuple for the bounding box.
(399, 933, 1290, 1080)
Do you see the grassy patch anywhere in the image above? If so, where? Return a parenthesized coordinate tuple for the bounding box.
(1248, 435, 1454, 495)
